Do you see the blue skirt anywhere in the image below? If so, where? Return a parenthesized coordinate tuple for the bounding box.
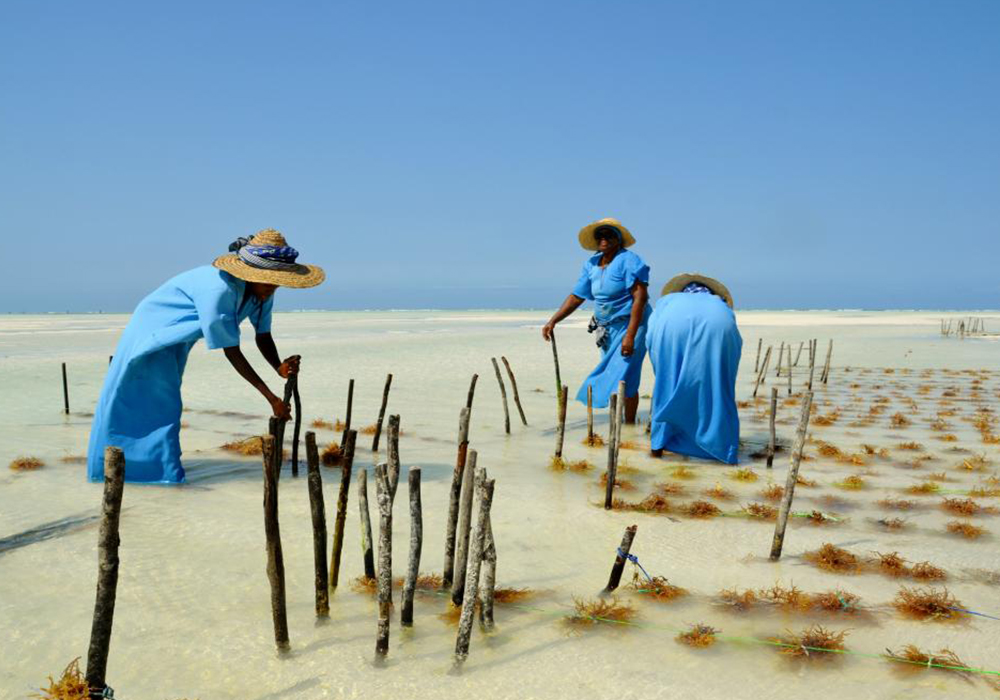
(575, 305, 651, 408)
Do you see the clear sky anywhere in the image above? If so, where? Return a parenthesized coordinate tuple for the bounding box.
(1, 0, 998, 312)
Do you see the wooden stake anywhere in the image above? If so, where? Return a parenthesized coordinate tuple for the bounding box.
(260, 434, 290, 651)
(374, 463, 393, 658)
(401, 467, 422, 627)
(821, 339, 833, 385)
(752, 345, 772, 398)
(605, 524, 637, 593)
(766, 387, 777, 469)
(776, 341, 784, 377)
(479, 516, 496, 631)
(555, 385, 568, 458)
(305, 432, 329, 617)
(616, 380, 626, 444)
(291, 379, 302, 477)
(329, 429, 357, 589)
(793, 341, 804, 367)
(550, 329, 563, 418)
(357, 468, 376, 580)
(586, 385, 594, 442)
(786, 343, 793, 396)
(807, 339, 817, 391)
(371, 373, 393, 452)
(491, 357, 511, 435)
(85, 446, 125, 696)
(604, 394, 619, 510)
(455, 470, 495, 664)
(62, 362, 70, 415)
(754, 338, 762, 373)
(451, 449, 478, 606)
(341, 378, 354, 448)
(386, 414, 402, 499)
(466, 374, 478, 413)
(769, 391, 814, 561)
(443, 407, 471, 589)
(501, 356, 528, 426)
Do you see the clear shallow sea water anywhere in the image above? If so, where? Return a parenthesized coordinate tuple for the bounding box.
(2, 310, 999, 699)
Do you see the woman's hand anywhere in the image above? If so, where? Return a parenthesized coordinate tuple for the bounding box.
(269, 393, 292, 420)
(277, 355, 301, 378)
(621, 333, 635, 357)
(542, 322, 555, 341)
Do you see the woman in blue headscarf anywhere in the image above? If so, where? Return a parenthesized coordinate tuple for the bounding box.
(86, 228, 325, 483)
(646, 274, 742, 464)
(542, 218, 651, 423)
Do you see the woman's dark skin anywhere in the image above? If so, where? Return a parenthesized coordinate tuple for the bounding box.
(222, 282, 298, 420)
(542, 231, 649, 423)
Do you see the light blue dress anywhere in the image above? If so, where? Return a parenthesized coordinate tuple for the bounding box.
(87, 266, 273, 484)
(646, 292, 742, 464)
(571, 249, 652, 408)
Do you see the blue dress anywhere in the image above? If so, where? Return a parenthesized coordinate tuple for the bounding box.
(571, 249, 652, 408)
(87, 266, 274, 484)
(646, 292, 742, 464)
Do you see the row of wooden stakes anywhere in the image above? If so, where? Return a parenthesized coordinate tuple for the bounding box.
(751, 338, 832, 398)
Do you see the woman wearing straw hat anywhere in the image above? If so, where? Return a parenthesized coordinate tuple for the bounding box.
(542, 218, 651, 423)
(646, 274, 742, 464)
(86, 228, 324, 484)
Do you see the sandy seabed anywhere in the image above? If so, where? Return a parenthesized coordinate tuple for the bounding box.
(2, 310, 1000, 699)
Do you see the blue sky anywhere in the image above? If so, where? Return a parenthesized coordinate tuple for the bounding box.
(1, 0, 998, 311)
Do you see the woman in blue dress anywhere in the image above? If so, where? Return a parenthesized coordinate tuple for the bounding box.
(542, 218, 651, 423)
(646, 274, 742, 464)
(86, 228, 325, 483)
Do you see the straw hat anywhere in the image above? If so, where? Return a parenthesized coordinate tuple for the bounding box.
(661, 273, 734, 308)
(213, 228, 325, 288)
(577, 217, 636, 251)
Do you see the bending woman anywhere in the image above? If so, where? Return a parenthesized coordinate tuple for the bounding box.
(87, 228, 325, 483)
(542, 218, 651, 423)
(646, 274, 742, 464)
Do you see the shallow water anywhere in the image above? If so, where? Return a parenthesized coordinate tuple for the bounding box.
(2, 310, 1000, 699)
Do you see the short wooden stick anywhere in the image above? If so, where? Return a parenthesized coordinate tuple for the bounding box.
(766, 387, 777, 468)
(260, 435, 290, 652)
(604, 394, 619, 510)
(443, 407, 471, 589)
(786, 343, 793, 396)
(555, 385, 568, 458)
(754, 338, 762, 373)
(793, 341, 804, 367)
(330, 429, 357, 589)
(752, 345, 772, 398)
(62, 362, 69, 415)
(807, 339, 817, 391)
(605, 524, 637, 593)
(501, 356, 528, 426)
(615, 380, 625, 448)
(550, 329, 563, 419)
(466, 374, 478, 413)
(340, 378, 354, 449)
(371, 373, 393, 452)
(85, 446, 125, 696)
(479, 516, 496, 631)
(401, 467, 422, 627)
(305, 432, 329, 617)
(451, 449, 478, 606)
(455, 471, 495, 664)
(291, 380, 302, 478)
(769, 391, 814, 561)
(586, 385, 594, 441)
(821, 339, 833, 385)
(491, 357, 511, 435)
(374, 463, 393, 658)
(775, 341, 784, 377)
(357, 468, 376, 580)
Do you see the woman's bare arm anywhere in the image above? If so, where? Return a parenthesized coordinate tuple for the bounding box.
(621, 283, 649, 356)
(223, 345, 290, 419)
(542, 294, 586, 341)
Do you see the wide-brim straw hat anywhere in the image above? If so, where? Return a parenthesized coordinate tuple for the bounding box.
(213, 228, 325, 288)
(661, 273, 734, 308)
(578, 217, 637, 251)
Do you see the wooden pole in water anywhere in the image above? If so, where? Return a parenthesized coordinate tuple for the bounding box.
(291, 380, 302, 477)
(260, 434, 290, 651)
(357, 468, 376, 580)
(451, 449, 477, 606)
(776, 341, 784, 377)
(386, 414, 402, 498)
(754, 338, 762, 373)
(329, 429, 357, 589)
(341, 378, 354, 449)
(550, 329, 563, 418)
(491, 357, 511, 435)
(466, 374, 478, 413)
(374, 463, 393, 658)
(479, 516, 496, 631)
(807, 339, 817, 391)
(616, 380, 625, 443)
(586, 385, 594, 442)
(786, 343, 793, 396)
(555, 385, 568, 458)
(769, 391, 814, 561)
(766, 387, 777, 468)
(821, 339, 833, 385)
(501, 356, 528, 426)
(401, 467, 422, 627)
(62, 362, 69, 415)
(752, 345, 772, 398)
(371, 373, 393, 452)
(85, 446, 125, 696)
(455, 470, 494, 664)
(793, 341, 804, 367)
(443, 407, 471, 589)
(304, 432, 329, 617)
(603, 394, 619, 510)
(605, 524, 637, 593)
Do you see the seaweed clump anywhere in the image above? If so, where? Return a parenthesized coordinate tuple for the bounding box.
(772, 625, 848, 658)
(884, 645, 973, 677)
(941, 498, 996, 516)
(9, 456, 44, 471)
(582, 433, 606, 448)
(550, 456, 593, 472)
(730, 467, 758, 482)
(892, 587, 963, 621)
(566, 597, 636, 627)
(760, 484, 784, 502)
(599, 472, 634, 490)
(718, 587, 759, 611)
(742, 502, 777, 520)
(877, 497, 917, 510)
(683, 500, 721, 518)
(946, 521, 987, 539)
(35, 658, 88, 700)
(612, 493, 671, 514)
(632, 574, 687, 602)
(835, 475, 866, 490)
(803, 543, 861, 574)
(321, 442, 342, 466)
(703, 483, 734, 500)
(676, 623, 719, 648)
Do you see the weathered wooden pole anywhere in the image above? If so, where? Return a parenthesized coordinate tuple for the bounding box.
(341, 378, 354, 449)
(586, 385, 594, 442)
(371, 373, 393, 452)
(479, 516, 496, 631)
(550, 329, 563, 418)
(769, 391, 814, 561)
(786, 343, 793, 396)
(85, 446, 125, 697)
(304, 432, 329, 617)
(793, 341, 804, 367)
(329, 429, 357, 589)
(605, 524, 637, 593)
(501, 356, 528, 426)
(357, 468, 376, 580)
(466, 374, 478, 413)
(443, 407, 472, 589)
(451, 449, 478, 606)
(807, 339, 817, 391)
(555, 385, 569, 458)
(401, 467, 422, 627)
(61, 362, 70, 415)
(752, 345, 772, 398)
(775, 341, 785, 377)
(766, 387, 778, 468)
(603, 394, 619, 510)
(291, 379, 302, 477)
(616, 380, 626, 442)
(386, 414, 401, 499)
(754, 338, 762, 373)
(491, 357, 511, 435)
(820, 339, 833, 385)
(260, 434, 290, 651)
(374, 463, 393, 658)
(455, 470, 495, 664)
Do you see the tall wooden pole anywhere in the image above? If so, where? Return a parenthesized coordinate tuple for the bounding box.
(451, 449, 478, 606)
(61, 362, 69, 415)
(769, 392, 814, 561)
(455, 470, 494, 664)
(371, 373, 393, 452)
(357, 468, 376, 580)
(443, 407, 471, 589)
(466, 374, 478, 414)
(501, 356, 528, 426)
(754, 338, 762, 373)
(291, 379, 302, 477)
(550, 329, 563, 419)
(807, 339, 817, 391)
(786, 343, 793, 396)
(260, 435, 290, 651)
(766, 387, 777, 469)
(401, 467, 422, 627)
(304, 432, 329, 617)
(604, 394, 619, 510)
(752, 346, 772, 398)
(479, 516, 496, 631)
(341, 378, 354, 449)
(793, 341, 804, 367)
(775, 341, 785, 377)
(491, 357, 511, 435)
(374, 463, 393, 658)
(85, 446, 125, 696)
(821, 339, 833, 385)
(555, 385, 568, 458)
(329, 429, 357, 589)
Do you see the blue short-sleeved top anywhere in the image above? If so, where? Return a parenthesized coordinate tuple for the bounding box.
(572, 249, 650, 324)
